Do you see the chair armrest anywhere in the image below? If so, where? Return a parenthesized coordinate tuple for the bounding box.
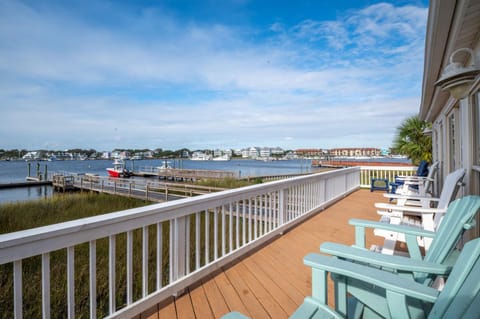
(304, 253, 439, 303)
(383, 193, 438, 201)
(375, 203, 447, 215)
(395, 176, 427, 182)
(349, 219, 437, 238)
(319, 242, 451, 275)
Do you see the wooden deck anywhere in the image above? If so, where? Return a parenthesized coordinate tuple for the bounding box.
(135, 189, 386, 319)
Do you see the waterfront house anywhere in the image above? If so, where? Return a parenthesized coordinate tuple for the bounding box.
(419, 0, 480, 238)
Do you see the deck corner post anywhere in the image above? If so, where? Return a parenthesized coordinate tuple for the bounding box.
(173, 216, 187, 282)
(279, 189, 287, 225)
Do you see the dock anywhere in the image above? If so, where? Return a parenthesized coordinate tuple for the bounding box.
(52, 174, 226, 202)
(312, 159, 413, 168)
(0, 180, 52, 189)
(134, 166, 235, 181)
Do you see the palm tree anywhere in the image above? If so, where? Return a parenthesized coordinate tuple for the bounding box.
(392, 115, 432, 165)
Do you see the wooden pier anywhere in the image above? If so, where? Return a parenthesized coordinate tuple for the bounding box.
(311, 159, 413, 168)
(0, 180, 52, 189)
(134, 167, 235, 181)
(52, 174, 226, 202)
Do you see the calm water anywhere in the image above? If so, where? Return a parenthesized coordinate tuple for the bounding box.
(0, 159, 313, 204)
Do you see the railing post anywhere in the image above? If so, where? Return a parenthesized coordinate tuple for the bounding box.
(173, 217, 187, 284)
(279, 189, 287, 225)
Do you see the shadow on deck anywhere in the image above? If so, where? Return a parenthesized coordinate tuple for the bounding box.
(135, 189, 386, 319)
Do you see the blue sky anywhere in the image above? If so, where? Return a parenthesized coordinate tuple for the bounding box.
(0, 0, 429, 151)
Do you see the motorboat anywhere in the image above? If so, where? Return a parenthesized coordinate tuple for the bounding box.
(191, 152, 212, 161)
(157, 160, 172, 170)
(106, 159, 132, 178)
(212, 154, 230, 161)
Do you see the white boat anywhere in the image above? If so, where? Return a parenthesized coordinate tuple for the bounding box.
(157, 160, 172, 170)
(191, 152, 212, 161)
(212, 154, 230, 161)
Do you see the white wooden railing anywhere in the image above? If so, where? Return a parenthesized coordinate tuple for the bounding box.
(359, 166, 417, 188)
(0, 167, 360, 319)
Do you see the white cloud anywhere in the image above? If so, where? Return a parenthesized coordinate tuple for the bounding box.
(0, 1, 428, 150)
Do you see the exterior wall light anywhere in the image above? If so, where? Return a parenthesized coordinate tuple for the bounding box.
(436, 48, 480, 99)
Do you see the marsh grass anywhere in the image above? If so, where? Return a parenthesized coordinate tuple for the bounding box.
(0, 192, 250, 318)
(0, 193, 152, 318)
(195, 177, 261, 189)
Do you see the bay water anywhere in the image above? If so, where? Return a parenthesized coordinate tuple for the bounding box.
(0, 159, 313, 204)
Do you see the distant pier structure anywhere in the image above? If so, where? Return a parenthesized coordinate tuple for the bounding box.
(134, 166, 235, 181)
(51, 173, 226, 202)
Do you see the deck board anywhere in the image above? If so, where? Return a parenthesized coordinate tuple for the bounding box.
(201, 275, 231, 318)
(224, 265, 269, 318)
(146, 189, 386, 318)
(189, 284, 215, 319)
(213, 271, 250, 316)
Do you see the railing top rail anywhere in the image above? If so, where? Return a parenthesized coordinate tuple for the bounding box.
(359, 166, 417, 171)
(0, 167, 359, 263)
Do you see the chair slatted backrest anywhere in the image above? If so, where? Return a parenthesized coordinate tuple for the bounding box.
(425, 195, 480, 266)
(428, 238, 480, 318)
(432, 169, 466, 229)
(417, 160, 429, 177)
(422, 161, 439, 195)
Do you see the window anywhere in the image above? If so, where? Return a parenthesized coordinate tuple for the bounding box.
(475, 92, 480, 165)
(447, 108, 460, 171)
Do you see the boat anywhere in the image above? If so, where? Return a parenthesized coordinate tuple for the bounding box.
(157, 160, 172, 170)
(106, 159, 132, 178)
(212, 154, 230, 161)
(191, 152, 212, 161)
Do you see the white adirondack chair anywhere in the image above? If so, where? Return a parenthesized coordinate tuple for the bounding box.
(373, 168, 466, 254)
(390, 161, 439, 199)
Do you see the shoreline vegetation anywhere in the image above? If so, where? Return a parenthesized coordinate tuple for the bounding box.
(0, 178, 259, 318)
(0, 193, 153, 318)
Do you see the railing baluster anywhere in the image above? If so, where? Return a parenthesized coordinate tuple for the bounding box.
(67, 246, 75, 319)
(142, 226, 149, 297)
(169, 220, 174, 283)
(14, 260, 22, 319)
(248, 199, 252, 242)
(109, 235, 116, 314)
(127, 231, 133, 304)
(254, 196, 258, 240)
(157, 222, 163, 290)
(242, 200, 246, 246)
(236, 202, 240, 249)
(195, 213, 200, 270)
(229, 203, 233, 253)
(89, 242, 96, 319)
(260, 194, 264, 236)
(269, 193, 273, 231)
(186, 216, 190, 274)
(42, 253, 51, 319)
(221, 206, 226, 256)
(205, 210, 209, 264)
(214, 207, 218, 260)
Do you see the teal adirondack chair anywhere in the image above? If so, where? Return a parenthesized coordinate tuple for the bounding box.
(320, 196, 480, 287)
(222, 237, 480, 319)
